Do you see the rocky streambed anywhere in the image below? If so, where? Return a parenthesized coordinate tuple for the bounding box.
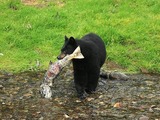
(0, 65, 160, 120)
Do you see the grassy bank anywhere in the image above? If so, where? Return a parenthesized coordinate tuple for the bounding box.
(0, 0, 160, 73)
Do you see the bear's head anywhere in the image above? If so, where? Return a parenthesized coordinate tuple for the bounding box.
(57, 36, 78, 60)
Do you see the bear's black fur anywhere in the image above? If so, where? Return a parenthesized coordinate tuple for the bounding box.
(57, 33, 106, 99)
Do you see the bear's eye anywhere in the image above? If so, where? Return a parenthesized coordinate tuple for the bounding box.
(61, 49, 66, 54)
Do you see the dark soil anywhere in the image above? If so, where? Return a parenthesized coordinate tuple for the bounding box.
(0, 64, 160, 120)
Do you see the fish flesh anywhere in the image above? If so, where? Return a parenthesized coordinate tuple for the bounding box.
(40, 46, 84, 98)
(40, 83, 52, 98)
(44, 46, 84, 86)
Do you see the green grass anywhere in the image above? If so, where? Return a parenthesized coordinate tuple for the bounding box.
(0, 0, 160, 73)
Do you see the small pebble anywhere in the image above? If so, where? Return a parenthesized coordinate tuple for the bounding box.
(37, 111, 41, 114)
(76, 100, 81, 103)
(149, 108, 154, 112)
(64, 114, 70, 118)
(139, 115, 149, 120)
(151, 105, 156, 108)
(87, 97, 94, 101)
(99, 95, 103, 98)
(113, 102, 122, 108)
(154, 108, 160, 111)
(2, 102, 5, 105)
(98, 102, 105, 105)
(39, 117, 44, 120)
(0, 85, 3, 89)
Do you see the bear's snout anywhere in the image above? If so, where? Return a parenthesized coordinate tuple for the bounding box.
(57, 53, 66, 60)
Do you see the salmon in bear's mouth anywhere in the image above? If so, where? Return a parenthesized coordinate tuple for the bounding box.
(40, 46, 84, 98)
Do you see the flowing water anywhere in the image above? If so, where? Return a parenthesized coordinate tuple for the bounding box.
(0, 66, 160, 120)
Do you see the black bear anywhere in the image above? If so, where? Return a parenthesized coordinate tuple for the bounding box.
(57, 33, 106, 99)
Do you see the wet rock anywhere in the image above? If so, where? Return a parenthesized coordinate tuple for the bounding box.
(7, 72, 13, 76)
(151, 105, 156, 108)
(64, 114, 70, 118)
(145, 80, 154, 86)
(2, 102, 5, 105)
(149, 107, 154, 112)
(139, 115, 149, 120)
(98, 102, 105, 106)
(23, 93, 33, 98)
(109, 71, 129, 80)
(87, 97, 94, 101)
(113, 102, 122, 108)
(0, 84, 3, 89)
(78, 113, 89, 118)
(153, 107, 160, 111)
(39, 117, 44, 120)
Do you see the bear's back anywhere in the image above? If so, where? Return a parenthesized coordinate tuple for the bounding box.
(81, 33, 105, 49)
(77, 33, 106, 67)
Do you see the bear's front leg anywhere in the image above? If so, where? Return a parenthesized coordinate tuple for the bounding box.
(75, 83, 86, 100)
(86, 68, 100, 94)
(74, 70, 87, 100)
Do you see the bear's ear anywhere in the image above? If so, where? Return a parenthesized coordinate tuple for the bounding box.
(65, 35, 68, 42)
(69, 37, 76, 45)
